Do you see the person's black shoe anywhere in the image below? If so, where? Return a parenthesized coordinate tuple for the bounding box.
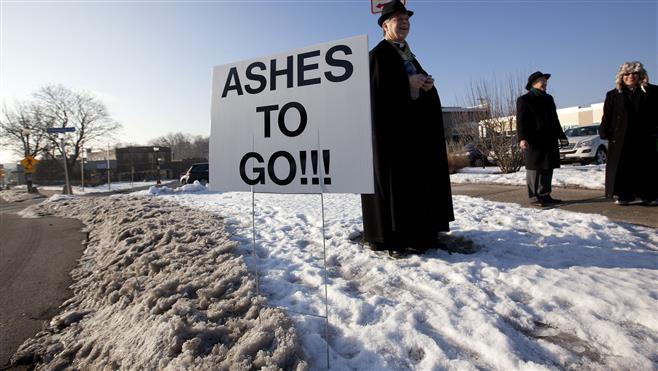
(641, 199, 658, 206)
(542, 196, 563, 204)
(388, 250, 407, 259)
(530, 199, 547, 207)
(364, 241, 386, 251)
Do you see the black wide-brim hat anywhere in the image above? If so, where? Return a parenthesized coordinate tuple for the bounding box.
(378, 0, 414, 27)
(525, 71, 551, 90)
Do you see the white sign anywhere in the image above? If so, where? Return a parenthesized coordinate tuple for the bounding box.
(209, 35, 373, 194)
(371, 0, 406, 14)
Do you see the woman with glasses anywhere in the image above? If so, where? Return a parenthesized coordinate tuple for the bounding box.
(600, 61, 658, 206)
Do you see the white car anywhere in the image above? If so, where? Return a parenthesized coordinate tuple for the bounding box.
(560, 124, 608, 164)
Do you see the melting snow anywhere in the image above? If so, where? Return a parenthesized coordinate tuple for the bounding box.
(451, 165, 606, 190)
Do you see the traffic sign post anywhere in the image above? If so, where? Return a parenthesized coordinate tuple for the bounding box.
(46, 127, 76, 134)
(20, 156, 39, 173)
(371, 0, 406, 13)
(20, 156, 39, 193)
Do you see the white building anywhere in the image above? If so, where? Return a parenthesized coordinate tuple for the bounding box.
(477, 102, 605, 137)
(557, 102, 604, 128)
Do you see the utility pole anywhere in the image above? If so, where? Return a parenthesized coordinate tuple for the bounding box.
(107, 143, 111, 191)
(81, 146, 85, 192)
(61, 134, 71, 195)
(153, 146, 161, 185)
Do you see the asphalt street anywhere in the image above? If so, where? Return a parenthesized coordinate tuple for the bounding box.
(0, 197, 86, 369)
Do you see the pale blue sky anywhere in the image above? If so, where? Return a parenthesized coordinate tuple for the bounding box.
(1, 0, 656, 163)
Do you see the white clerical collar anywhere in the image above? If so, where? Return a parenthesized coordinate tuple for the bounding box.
(385, 38, 406, 49)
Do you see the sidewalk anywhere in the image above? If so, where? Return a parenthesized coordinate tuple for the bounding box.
(451, 183, 658, 229)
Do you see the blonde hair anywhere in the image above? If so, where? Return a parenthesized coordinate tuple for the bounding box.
(616, 61, 649, 93)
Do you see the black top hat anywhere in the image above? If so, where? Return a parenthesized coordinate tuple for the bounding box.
(525, 71, 551, 90)
(378, 0, 414, 27)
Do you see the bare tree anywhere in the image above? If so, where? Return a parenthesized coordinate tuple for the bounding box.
(455, 73, 527, 173)
(33, 85, 121, 177)
(150, 132, 209, 160)
(0, 102, 49, 158)
(191, 135, 209, 160)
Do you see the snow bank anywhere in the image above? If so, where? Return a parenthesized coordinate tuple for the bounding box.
(451, 165, 606, 189)
(0, 188, 46, 202)
(11, 195, 307, 370)
(154, 191, 658, 370)
(36, 181, 161, 195)
(147, 181, 209, 196)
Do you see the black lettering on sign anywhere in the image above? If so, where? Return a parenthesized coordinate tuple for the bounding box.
(268, 151, 296, 186)
(311, 150, 319, 184)
(221, 67, 244, 98)
(299, 151, 307, 185)
(278, 102, 307, 137)
(299, 149, 332, 185)
(270, 55, 294, 91)
(325, 45, 353, 83)
(322, 149, 331, 185)
(256, 104, 279, 138)
(297, 50, 321, 87)
(240, 150, 332, 186)
(245, 62, 267, 94)
(239, 152, 265, 185)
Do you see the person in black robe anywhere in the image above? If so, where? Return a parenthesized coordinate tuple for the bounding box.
(361, 0, 454, 252)
(599, 61, 658, 206)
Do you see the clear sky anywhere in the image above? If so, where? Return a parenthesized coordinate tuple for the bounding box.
(1, 0, 656, 164)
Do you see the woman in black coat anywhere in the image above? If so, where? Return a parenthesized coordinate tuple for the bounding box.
(600, 61, 658, 205)
(361, 0, 454, 251)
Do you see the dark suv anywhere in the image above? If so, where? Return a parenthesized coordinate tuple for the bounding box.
(180, 163, 209, 185)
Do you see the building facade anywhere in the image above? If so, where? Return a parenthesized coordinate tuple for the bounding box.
(115, 146, 172, 182)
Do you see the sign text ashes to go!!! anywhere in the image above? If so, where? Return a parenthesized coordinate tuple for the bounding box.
(210, 35, 373, 194)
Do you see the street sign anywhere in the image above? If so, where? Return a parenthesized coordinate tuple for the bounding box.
(46, 127, 76, 134)
(371, 0, 406, 14)
(20, 156, 39, 173)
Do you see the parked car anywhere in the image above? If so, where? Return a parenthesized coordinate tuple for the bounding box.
(463, 143, 490, 167)
(180, 163, 209, 185)
(560, 124, 608, 164)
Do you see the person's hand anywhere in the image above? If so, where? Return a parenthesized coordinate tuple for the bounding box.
(520, 140, 529, 150)
(559, 138, 569, 147)
(421, 75, 434, 91)
(409, 74, 427, 90)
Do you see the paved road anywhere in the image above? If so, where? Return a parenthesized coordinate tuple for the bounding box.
(0, 197, 86, 369)
(452, 183, 658, 228)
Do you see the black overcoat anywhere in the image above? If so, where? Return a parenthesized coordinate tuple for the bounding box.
(516, 91, 567, 170)
(599, 84, 658, 199)
(361, 40, 454, 247)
